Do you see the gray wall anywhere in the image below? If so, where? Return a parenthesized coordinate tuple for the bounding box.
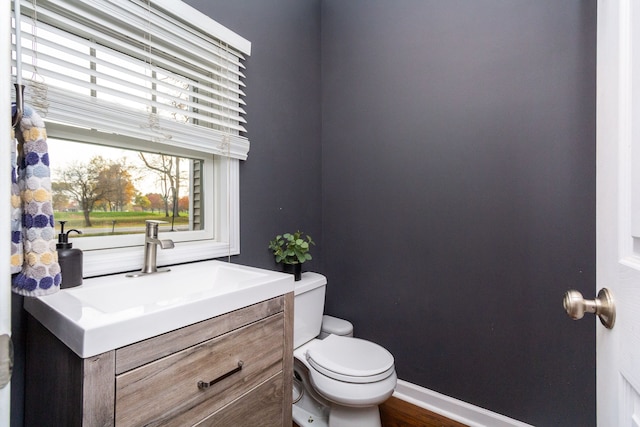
(184, 0, 324, 270)
(11, 1, 596, 426)
(320, 1, 596, 426)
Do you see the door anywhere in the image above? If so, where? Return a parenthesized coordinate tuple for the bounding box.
(596, 0, 640, 425)
(1, 1, 13, 425)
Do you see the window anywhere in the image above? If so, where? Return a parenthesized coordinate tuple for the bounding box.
(49, 139, 206, 239)
(12, 0, 251, 276)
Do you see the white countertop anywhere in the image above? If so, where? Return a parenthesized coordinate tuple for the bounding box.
(24, 260, 294, 358)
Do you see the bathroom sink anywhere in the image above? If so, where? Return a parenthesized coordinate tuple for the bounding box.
(24, 260, 293, 358)
(67, 264, 268, 314)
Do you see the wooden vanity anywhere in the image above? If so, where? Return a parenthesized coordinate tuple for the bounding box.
(25, 293, 294, 426)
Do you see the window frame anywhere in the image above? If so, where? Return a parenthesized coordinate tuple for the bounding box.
(12, 0, 249, 277)
(81, 155, 240, 278)
(47, 125, 241, 277)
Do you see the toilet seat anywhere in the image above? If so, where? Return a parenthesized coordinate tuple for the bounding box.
(305, 335, 395, 384)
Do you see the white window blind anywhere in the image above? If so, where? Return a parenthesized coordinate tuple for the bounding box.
(12, 0, 251, 160)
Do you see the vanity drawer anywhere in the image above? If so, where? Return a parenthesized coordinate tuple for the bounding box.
(115, 296, 285, 374)
(195, 373, 284, 426)
(115, 313, 284, 426)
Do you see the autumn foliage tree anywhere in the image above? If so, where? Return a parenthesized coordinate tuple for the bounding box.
(139, 154, 181, 217)
(134, 193, 151, 211)
(178, 195, 189, 213)
(54, 156, 106, 227)
(54, 156, 137, 226)
(145, 193, 165, 213)
(96, 159, 136, 211)
(51, 190, 72, 212)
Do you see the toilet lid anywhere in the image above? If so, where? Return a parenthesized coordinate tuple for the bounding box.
(306, 335, 395, 384)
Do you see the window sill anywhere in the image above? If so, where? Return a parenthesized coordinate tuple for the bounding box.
(82, 239, 240, 278)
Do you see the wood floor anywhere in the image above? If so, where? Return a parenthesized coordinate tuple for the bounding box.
(293, 396, 468, 427)
(379, 396, 468, 427)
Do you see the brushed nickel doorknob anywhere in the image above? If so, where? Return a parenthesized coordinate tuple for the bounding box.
(563, 288, 615, 329)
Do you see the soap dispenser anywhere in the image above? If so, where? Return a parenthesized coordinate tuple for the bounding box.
(57, 221, 83, 289)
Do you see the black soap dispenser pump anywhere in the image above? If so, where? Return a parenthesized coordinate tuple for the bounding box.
(57, 221, 83, 289)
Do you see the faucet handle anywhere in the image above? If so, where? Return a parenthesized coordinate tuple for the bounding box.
(145, 220, 167, 232)
(145, 220, 169, 238)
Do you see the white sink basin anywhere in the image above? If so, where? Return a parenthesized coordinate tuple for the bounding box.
(24, 260, 293, 358)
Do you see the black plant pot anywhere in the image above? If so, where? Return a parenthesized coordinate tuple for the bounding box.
(282, 263, 302, 281)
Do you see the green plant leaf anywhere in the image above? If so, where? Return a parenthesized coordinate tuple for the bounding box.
(270, 231, 313, 264)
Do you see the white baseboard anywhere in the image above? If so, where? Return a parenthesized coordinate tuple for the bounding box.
(393, 379, 534, 427)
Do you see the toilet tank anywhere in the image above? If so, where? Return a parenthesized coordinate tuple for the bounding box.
(293, 272, 327, 348)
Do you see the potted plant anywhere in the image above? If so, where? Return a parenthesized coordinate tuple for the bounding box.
(268, 231, 314, 281)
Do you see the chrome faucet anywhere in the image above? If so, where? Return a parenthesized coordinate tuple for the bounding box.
(126, 220, 174, 277)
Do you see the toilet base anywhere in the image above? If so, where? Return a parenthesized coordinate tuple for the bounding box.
(293, 402, 329, 427)
(293, 398, 383, 427)
(293, 359, 330, 427)
(329, 404, 381, 427)
(293, 353, 384, 427)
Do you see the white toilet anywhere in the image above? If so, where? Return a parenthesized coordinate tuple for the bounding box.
(292, 273, 397, 427)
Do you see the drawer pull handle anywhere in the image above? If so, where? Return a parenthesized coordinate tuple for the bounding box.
(197, 360, 244, 390)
